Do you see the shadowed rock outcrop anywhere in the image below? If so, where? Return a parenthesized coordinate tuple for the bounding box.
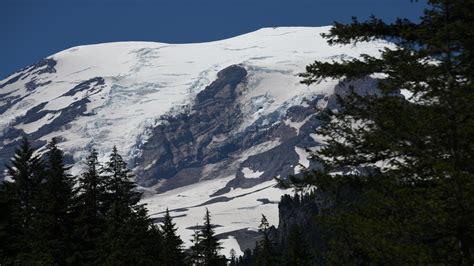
(135, 64, 330, 191)
(135, 65, 248, 189)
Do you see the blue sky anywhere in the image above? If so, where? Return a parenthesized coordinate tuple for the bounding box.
(1, 0, 427, 79)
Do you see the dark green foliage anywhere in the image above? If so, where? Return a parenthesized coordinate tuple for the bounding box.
(147, 223, 165, 262)
(236, 248, 256, 266)
(98, 146, 159, 265)
(282, 226, 312, 266)
(256, 214, 278, 266)
(199, 208, 224, 265)
(1, 141, 166, 265)
(289, 0, 474, 264)
(1, 137, 45, 264)
(76, 149, 106, 218)
(6, 137, 45, 229)
(188, 228, 204, 265)
(161, 208, 185, 265)
(34, 138, 76, 264)
(72, 148, 107, 264)
(0, 176, 23, 263)
(187, 209, 225, 266)
(102, 146, 142, 220)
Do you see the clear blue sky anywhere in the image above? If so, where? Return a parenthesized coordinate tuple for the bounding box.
(1, 0, 427, 79)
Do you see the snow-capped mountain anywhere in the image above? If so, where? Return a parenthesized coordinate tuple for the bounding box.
(0, 26, 387, 255)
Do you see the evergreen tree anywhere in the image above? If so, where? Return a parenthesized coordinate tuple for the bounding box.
(161, 208, 185, 265)
(147, 222, 165, 264)
(237, 248, 255, 266)
(5, 137, 45, 229)
(102, 146, 141, 219)
(0, 177, 21, 264)
(72, 148, 107, 264)
(188, 227, 204, 265)
(34, 138, 76, 264)
(255, 214, 278, 266)
(258, 214, 269, 232)
(291, 0, 474, 264)
(147, 223, 164, 263)
(98, 146, 156, 265)
(199, 208, 223, 266)
(1, 137, 45, 263)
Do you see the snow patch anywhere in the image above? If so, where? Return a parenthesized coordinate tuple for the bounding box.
(284, 115, 313, 135)
(400, 89, 414, 101)
(143, 159, 157, 171)
(142, 178, 288, 250)
(242, 167, 264, 179)
(294, 146, 310, 174)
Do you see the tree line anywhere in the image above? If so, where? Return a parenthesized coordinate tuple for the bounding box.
(0, 137, 225, 265)
(231, 212, 314, 266)
(0, 138, 316, 266)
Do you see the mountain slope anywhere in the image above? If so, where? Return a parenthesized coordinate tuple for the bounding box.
(0, 26, 388, 254)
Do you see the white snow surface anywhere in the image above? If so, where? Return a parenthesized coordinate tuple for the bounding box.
(294, 146, 311, 174)
(242, 167, 264, 179)
(142, 177, 288, 254)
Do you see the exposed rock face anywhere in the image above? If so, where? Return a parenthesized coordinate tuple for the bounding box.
(135, 65, 248, 188)
(61, 77, 105, 97)
(134, 64, 328, 191)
